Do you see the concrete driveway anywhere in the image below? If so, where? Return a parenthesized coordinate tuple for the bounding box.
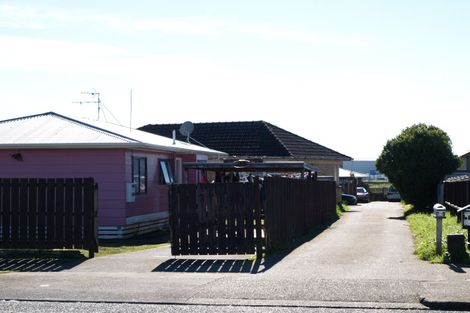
(0, 202, 469, 310)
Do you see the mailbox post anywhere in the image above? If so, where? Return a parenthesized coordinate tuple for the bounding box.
(433, 204, 446, 254)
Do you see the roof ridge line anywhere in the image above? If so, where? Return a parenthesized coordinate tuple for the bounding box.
(141, 120, 266, 128)
(51, 112, 140, 144)
(3, 112, 139, 144)
(0, 111, 55, 124)
(265, 121, 351, 160)
(262, 121, 292, 156)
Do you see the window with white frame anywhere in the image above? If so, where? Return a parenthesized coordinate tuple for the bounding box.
(132, 157, 147, 194)
(159, 159, 174, 184)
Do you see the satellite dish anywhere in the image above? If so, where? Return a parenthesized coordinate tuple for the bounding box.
(179, 121, 194, 142)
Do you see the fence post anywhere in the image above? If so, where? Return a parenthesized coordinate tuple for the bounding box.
(89, 182, 99, 258)
(254, 177, 264, 259)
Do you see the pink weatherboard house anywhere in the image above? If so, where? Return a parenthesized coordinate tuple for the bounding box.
(0, 112, 225, 238)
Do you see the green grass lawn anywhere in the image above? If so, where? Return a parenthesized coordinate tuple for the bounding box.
(368, 183, 391, 191)
(82, 242, 170, 258)
(405, 204, 470, 263)
(87, 230, 170, 257)
(1, 230, 170, 261)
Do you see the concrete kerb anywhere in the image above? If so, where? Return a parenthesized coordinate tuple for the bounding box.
(1, 298, 430, 311)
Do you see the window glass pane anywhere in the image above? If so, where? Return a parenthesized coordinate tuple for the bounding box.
(166, 161, 174, 183)
(132, 157, 147, 194)
(160, 160, 174, 184)
(139, 158, 147, 193)
(132, 157, 139, 193)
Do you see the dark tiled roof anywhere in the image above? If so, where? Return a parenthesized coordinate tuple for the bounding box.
(138, 121, 351, 161)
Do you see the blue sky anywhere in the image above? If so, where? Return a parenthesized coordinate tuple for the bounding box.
(1, 1, 469, 160)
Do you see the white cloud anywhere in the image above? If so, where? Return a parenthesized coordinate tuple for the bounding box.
(0, 3, 369, 48)
(230, 24, 369, 47)
(0, 4, 46, 29)
(0, 4, 119, 30)
(0, 36, 129, 73)
(133, 18, 220, 36)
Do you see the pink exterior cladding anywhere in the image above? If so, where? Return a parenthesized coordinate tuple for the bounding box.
(124, 151, 197, 219)
(0, 149, 127, 226)
(0, 149, 198, 231)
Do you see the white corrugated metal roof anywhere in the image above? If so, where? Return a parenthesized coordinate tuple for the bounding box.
(0, 112, 226, 156)
(339, 167, 368, 178)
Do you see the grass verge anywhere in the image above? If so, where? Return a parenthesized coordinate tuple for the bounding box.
(336, 203, 349, 218)
(1, 230, 170, 260)
(404, 204, 470, 264)
(82, 242, 170, 258)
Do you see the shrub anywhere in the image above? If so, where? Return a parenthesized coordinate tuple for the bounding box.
(377, 124, 460, 209)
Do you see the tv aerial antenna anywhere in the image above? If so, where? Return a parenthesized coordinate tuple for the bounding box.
(73, 91, 102, 120)
(73, 90, 122, 125)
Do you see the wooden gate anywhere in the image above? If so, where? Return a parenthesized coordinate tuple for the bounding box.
(169, 182, 264, 256)
(444, 177, 470, 215)
(0, 178, 99, 258)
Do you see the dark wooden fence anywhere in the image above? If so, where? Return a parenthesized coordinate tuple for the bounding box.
(264, 177, 336, 250)
(0, 178, 98, 258)
(340, 179, 357, 196)
(169, 182, 263, 256)
(169, 177, 336, 256)
(444, 177, 470, 215)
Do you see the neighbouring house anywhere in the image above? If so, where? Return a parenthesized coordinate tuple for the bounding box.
(0, 112, 225, 239)
(454, 151, 470, 176)
(436, 152, 470, 204)
(139, 121, 352, 182)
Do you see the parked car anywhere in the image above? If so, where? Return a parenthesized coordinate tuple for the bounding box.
(386, 185, 401, 202)
(356, 186, 369, 203)
(342, 193, 357, 205)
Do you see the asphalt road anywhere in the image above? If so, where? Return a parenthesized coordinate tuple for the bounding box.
(0, 202, 469, 311)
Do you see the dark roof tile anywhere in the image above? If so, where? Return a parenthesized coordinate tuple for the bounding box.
(139, 121, 351, 161)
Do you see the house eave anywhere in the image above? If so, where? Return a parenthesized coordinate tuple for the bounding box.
(0, 143, 227, 156)
(217, 155, 352, 161)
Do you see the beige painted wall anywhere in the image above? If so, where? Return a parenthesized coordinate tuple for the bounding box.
(208, 156, 343, 182)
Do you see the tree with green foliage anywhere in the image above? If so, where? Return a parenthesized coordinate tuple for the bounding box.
(376, 123, 460, 209)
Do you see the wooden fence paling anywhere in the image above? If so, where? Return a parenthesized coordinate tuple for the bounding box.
(55, 178, 65, 248)
(27, 179, 37, 246)
(19, 179, 28, 246)
(37, 179, 47, 250)
(1, 179, 11, 248)
(170, 182, 264, 256)
(46, 179, 55, 249)
(170, 178, 335, 256)
(10, 179, 20, 247)
(0, 178, 98, 258)
(264, 177, 336, 251)
(64, 179, 74, 249)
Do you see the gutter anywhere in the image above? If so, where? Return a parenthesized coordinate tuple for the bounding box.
(0, 143, 227, 157)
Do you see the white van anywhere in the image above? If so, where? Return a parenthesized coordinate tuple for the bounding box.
(386, 185, 401, 202)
